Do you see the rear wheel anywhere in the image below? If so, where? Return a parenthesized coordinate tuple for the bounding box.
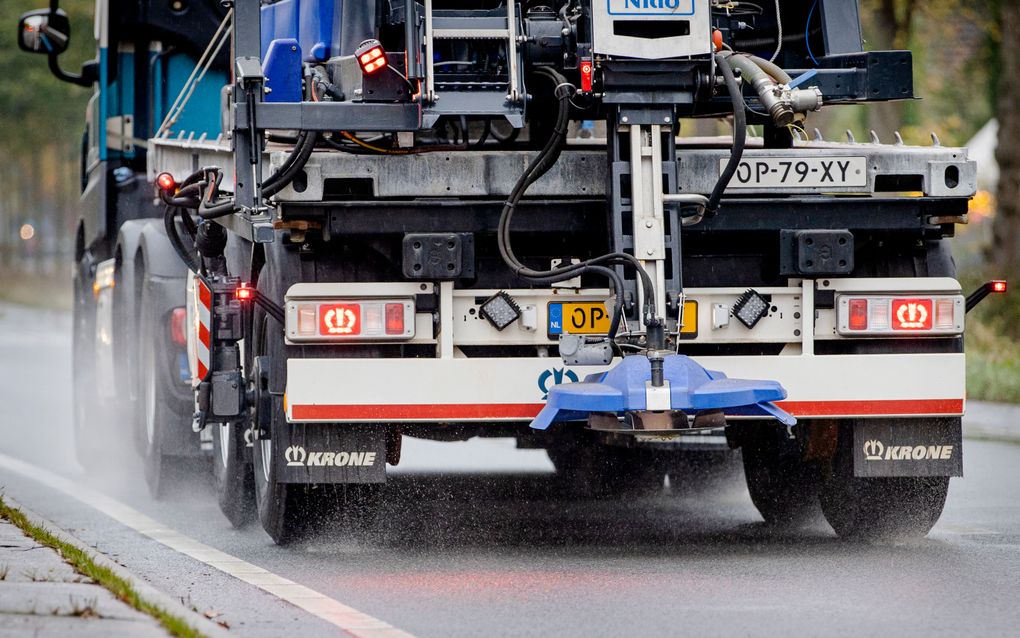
(213, 419, 255, 528)
(741, 428, 822, 526)
(819, 425, 949, 540)
(71, 272, 106, 470)
(137, 267, 188, 498)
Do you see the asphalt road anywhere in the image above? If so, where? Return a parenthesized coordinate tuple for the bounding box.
(1, 302, 1018, 637)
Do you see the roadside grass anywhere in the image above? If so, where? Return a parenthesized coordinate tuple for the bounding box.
(0, 272, 71, 312)
(0, 496, 205, 638)
(966, 321, 1020, 404)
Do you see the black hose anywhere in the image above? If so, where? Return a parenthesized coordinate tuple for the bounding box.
(495, 67, 656, 330)
(163, 205, 201, 273)
(706, 53, 747, 216)
(262, 129, 319, 197)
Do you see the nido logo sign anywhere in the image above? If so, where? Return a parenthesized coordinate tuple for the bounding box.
(284, 445, 377, 468)
(863, 439, 954, 462)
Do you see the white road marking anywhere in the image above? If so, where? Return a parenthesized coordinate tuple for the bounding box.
(0, 452, 415, 638)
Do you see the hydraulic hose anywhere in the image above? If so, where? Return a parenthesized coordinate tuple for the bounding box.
(706, 53, 747, 216)
(263, 129, 318, 197)
(496, 67, 656, 333)
(743, 53, 792, 85)
(163, 205, 201, 273)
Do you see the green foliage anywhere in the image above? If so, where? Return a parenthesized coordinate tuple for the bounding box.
(0, 0, 95, 156)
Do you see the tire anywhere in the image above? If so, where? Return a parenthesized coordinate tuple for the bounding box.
(71, 272, 106, 470)
(819, 424, 949, 540)
(741, 430, 822, 526)
(137, 271, 187, 498)
(212, 419, 255, 528)
(547, 434, 665, 498)
(250, 253, 384, 544)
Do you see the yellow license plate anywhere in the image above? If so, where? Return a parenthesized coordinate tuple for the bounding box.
(548, 300, 698, 337)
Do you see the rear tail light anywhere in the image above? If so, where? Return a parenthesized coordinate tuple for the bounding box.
(847, 298, 868, 331)
(169, 307, 188, 346)
(837, 294, 964, 336)
(287, 298, 415, 342)
(355, 39, 388, 75)
(385, 302, 405, 335)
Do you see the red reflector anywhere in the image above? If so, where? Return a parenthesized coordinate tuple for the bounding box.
(847, 299, 868, 330)
(156, 172, 176, 193)
(320, 304, 361, 336)
(579, 59, 593, 92)
(891, 298, 933, 331)
(235, 284, 254, 301)
(169, 308, 187, 346)
(385, 303, 404, 335)
(992, 280, 1007, 293)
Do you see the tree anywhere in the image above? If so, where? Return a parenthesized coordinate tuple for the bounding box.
(993, 0, 1020, 273)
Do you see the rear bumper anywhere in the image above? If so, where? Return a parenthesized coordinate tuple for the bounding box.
(285, 352, 965, 423)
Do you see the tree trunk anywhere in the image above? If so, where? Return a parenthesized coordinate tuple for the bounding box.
(993, 1, 1020, 274)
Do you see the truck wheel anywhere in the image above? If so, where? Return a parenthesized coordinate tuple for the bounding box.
(212, 420, 255, 528)
(249, 255, 309, 544)
(72, 274, 106, 469)
(741, 431, 822, 526)
(819, 426, 949, 540)
(138, 273, 185, 498)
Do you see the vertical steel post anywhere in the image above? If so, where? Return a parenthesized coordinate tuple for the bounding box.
(232, 1, 261, 218)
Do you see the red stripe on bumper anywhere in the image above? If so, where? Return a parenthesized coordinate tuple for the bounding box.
(292, 403, 546, 421)
(290, 399, 964, 421)
(777, 398, 964, 416)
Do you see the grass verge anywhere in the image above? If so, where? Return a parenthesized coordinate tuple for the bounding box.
(966, 321, 1020, 404)
(0, 272, 71, 312)
(0, 495, 205, 638)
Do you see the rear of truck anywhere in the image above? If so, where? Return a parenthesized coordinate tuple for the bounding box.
(20, 0, 996, 543)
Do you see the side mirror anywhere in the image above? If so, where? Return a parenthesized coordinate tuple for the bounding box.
(18, 9, 71, 55)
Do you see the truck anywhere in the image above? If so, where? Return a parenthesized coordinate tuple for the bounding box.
(18, 0, 1006, 543)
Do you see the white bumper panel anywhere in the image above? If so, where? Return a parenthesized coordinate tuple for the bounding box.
(285, 353, 965, 423)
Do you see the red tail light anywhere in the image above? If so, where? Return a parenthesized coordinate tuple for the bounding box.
(169, 307, 187, 346)
(992, 280, 1007, 293)
(847, 298, 868, 331)
(287, 298, 415, 343)
(156, 172, 177, 193)
(356, 39, 388, 75)
(385, 303, 405, 334)
(320, 304, 361, 336)
(838, 294, 963, 336)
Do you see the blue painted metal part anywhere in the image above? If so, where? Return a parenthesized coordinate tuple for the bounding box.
(261, 0, 342, 62)
(789, 69, 819, 89)
(263, 39, 304, 103)
(530, 354, 796, 430)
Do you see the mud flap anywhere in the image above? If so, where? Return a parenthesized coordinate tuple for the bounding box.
(274, 424, 387, 484)
(853, 418, 962, 478)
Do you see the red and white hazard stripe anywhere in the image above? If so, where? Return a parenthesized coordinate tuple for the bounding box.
(191, 277, 212, 383)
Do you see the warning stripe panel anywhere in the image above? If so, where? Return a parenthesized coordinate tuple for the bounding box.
(198, 279, 212, 310)
(289, 399, 964, 422)
(193, 277, 212, 383)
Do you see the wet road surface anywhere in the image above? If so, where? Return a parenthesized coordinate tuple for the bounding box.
(1, 303, 1018, 636)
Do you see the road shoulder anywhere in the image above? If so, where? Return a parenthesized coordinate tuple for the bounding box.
(965, 401, 1020, 444)
(0, 495, 228, 638)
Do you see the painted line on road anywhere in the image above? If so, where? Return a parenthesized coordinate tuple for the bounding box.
(0, 452, 415, 638)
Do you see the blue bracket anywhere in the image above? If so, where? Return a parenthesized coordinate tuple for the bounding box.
(530, 354, 796, 430)
(788, 69, 819, 89)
